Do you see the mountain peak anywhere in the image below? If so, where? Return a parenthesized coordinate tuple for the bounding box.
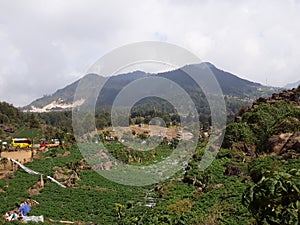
(24, 63, 280, 113)
(201, 62, 216, 68)
(181, 62, 216, 70)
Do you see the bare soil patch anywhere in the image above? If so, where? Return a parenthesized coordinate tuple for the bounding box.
(1, 150, 32, 164)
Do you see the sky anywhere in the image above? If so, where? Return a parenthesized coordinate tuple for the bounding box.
(0, 0, 300, 106)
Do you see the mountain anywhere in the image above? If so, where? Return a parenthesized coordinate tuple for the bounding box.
(23, 79, 81, 112)
(24, 63, 280, 114)
(284, 80, 300, 89)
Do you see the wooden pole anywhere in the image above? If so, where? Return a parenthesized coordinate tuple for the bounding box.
(40, 174, 44, 187)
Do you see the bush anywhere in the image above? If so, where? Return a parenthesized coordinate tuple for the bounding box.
(243, 169, 300, 224)
(248, 156, 281, 183)
(167, 199, 194, 215)
(223, 123, 254, 148)
(270, 117, 300, 135)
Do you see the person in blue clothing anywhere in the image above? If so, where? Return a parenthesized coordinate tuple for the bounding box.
(19, 202, 31, 216)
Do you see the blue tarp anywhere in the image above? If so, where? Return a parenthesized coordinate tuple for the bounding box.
(19, 204, 31, 216)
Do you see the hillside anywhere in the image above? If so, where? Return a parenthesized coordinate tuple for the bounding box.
(1, 87, 300, 224)
(24, 63, 280, 116)
(0, 102, 74, 148)
(23, 80, 81, 112)
(0, 102, 40, 140)
(223, 86, 300, 155)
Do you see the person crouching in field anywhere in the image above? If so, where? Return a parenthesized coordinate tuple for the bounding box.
(3, 210, 23, 222)
(11, 211, 18, 220)
(3, 211, 18, 221)
(3, 212, 11, 221)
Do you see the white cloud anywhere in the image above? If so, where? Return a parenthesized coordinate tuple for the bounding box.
(0, 0, 299, 106)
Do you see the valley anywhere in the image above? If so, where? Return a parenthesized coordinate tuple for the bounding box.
(0, 66, 299, 224)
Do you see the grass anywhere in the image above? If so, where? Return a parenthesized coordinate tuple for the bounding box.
(13, 126, 43, 143)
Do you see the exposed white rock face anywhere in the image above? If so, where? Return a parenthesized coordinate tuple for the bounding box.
(27, 98, 85, 112)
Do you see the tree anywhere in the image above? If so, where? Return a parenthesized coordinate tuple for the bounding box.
(243, 169, 300, 224)
(0, 113, 10, 124)
(55, 129, 65, 147)
(0, 157, 8, 169)
(170, 137, 179, 149)
(223, 122, 254, 148)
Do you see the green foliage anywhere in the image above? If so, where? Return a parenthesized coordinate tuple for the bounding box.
(270, 116, 300, 135)
(104, 140, 173, 165)
(0, 179, 7, 190)
(0, 102, 24, 124)
(1, 90, 299, 224)
(0, 113, 10, 124)
(0, 170, 39, 214)
(13, 126, 42, 140)
(224, 101, 300, 153)
(0, 146, 147, 224)
(243, 169, 300, 224)
(0, 102, 47, 142)
(95, 112, 111, 129)
(1, 140, 256, 224)
(37, 111, 72, 132)
(0, 158, 9, 169)
(223, 122, 254, 148)
(169, 137, 179, 150)
(248, 156, 281, 183)
(167, 199, 194, 215)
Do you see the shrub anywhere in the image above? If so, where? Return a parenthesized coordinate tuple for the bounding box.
(223, 123, 254, 148)
(167, 199, 194, 215)
(243, 169, 300, 224)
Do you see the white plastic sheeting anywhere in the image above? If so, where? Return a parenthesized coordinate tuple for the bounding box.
(10, 158, 40, 175)
(47, 176, 66, 188)
(23, 215, 44, 223)
(8, 158, 66, 188)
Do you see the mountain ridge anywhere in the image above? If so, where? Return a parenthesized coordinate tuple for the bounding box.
(284, 80, 300, 89)
(23, 62, 280, 113)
